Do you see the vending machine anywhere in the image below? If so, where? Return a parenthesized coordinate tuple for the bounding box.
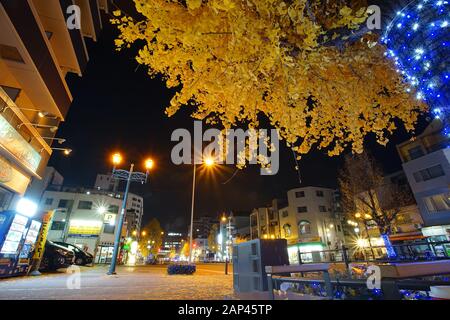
(0, 210, 41, 278)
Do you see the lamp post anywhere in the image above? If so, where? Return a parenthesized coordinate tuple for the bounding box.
(188, 156, 215, 264)
(107, 153, 154, 275)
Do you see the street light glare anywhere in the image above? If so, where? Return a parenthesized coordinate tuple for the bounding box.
(112, 153, 122, 165)
(145, 158, 154, 170)
(204, 157, 214, 167)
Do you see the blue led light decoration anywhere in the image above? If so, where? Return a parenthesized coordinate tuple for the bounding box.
(382, 0, 450, 134)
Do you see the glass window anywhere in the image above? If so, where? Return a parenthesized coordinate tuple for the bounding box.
(77, 201, 93, 210)
(408, 146, 424, 160)
(281, 210, 289, 218)
(295, 191, 305, 198)
(298, 221, 311, 235)
(413, 165, 445, 182)
(319, 205, 327, 212)
(316, 190, 324, 197)
(58, 199, 69, 208)
(45, 198, 53, 205)
(103, 224, 115, 234)
(283, 224, 292, 237)
(297, 206, 307, 213)
(108, 205, 119, 213)
(424, 192, 450, 213)
(51, 221, 65, 231)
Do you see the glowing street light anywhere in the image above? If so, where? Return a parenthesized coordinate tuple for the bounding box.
(145, 158, 154, 170)
(112, 152, 122, 166)
(204, 156, 215, 167)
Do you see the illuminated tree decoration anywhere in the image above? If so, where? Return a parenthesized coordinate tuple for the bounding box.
(383, 0, 450, 134)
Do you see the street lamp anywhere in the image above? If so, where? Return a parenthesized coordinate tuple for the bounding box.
(188, 156, 216, 264)
(107, 152, 154, 275)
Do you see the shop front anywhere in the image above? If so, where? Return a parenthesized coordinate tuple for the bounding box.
(287, 242, 326, 264)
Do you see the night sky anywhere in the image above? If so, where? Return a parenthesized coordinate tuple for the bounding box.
(48, 2, 429, 232)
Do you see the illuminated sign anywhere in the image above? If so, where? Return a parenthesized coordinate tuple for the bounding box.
(0, 214, 29, 254)
(103, 213, 116, 225)
(0, 114, 41, 172)
(0, 156, 30, 195)
(68, 220, 102, 235)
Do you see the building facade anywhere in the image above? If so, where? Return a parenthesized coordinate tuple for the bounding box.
(250, 199, 286, 240)
(39, 185, 143, 262)
(191, 216, 218, 239)
(278, 187, 346, 263)
(0, 0, 108, 211)
(397, 120, 450, 241)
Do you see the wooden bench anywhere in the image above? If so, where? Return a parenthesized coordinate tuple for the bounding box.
(265, 264, 332, 300)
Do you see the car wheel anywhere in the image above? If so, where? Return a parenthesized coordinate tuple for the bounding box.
(75, 257, 84, 265)
(40, 256, 50, 270)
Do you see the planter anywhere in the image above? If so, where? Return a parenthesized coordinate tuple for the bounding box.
(167, 264, 196, 275)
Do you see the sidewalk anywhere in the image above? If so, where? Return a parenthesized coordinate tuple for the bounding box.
(0, 264, 233, 300)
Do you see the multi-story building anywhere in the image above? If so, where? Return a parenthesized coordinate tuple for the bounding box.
(162, 232, 184, 252)
(397, 120, 450, 241)
(40, 187, 124, 261)
(94, 173, 143, 233)
(0, 0, 108, 211)
(278, 187, 346, 263)
(191, 216, 218, 239)
(94, 173, 119, 192)
(250, 199, 286, 240)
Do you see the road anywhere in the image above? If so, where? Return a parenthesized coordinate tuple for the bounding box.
(0, 263, 233, 300)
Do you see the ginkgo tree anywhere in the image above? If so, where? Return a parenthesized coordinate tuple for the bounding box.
(111, 0, 426, 159)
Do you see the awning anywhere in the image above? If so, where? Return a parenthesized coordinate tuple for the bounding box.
(389, 232, 426, 242)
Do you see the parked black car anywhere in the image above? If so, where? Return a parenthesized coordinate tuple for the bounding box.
(40, 240, 75, 271)
(54, 241, 94, 266)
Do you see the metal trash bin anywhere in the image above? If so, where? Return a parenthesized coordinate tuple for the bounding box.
(232, 239, 289, 293)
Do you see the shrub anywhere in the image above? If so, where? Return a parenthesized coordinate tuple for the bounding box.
(167, 264, 196, 275)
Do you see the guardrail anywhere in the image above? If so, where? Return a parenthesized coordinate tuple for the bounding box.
(265, 260, 450, 300)
(296, 241, 450, 268)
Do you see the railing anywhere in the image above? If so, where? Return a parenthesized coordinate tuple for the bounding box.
(295, 241, 450, 267)
(266, 260, 450, 300)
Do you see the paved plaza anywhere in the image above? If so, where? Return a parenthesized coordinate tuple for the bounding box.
(0, 264, 233, 300)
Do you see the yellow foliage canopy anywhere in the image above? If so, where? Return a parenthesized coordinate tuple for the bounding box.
(112, 0, 426, 157)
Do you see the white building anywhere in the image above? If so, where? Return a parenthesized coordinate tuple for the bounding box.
(94, 173, 144, 234)
(397, 120, 450, 241)
(40, 186, 144, 264)
(94, 174, 119, 192)
(278, 186, 345, 263)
